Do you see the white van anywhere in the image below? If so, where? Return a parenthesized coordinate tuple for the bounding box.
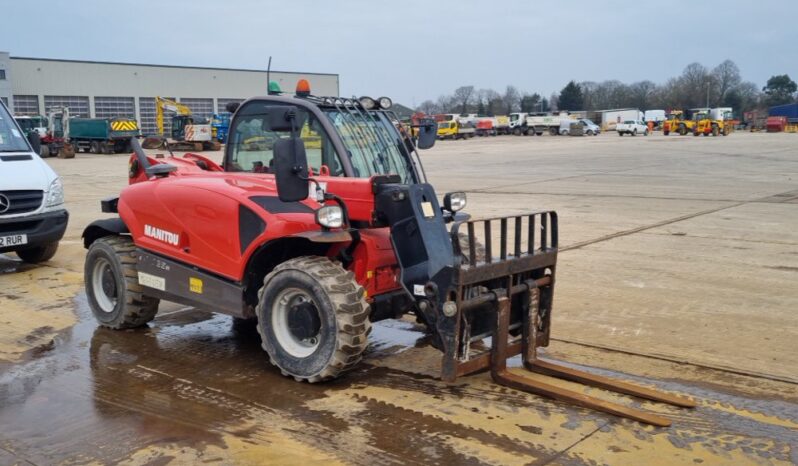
(0, 100, 68, 263)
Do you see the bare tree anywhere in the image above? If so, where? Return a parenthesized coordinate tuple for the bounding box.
(417, 100, 440, 115)
(713, 60, 742, 105)
(502, 86, 520, 114)
(627, 80, 657, 109)
(452, 86, 475, 114)
(549, 93, 559, 112)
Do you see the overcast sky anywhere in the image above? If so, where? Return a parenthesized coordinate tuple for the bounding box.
(3, 1, 797, 106)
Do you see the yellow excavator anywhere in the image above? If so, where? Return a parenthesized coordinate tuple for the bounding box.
(155, 97, 221, 151)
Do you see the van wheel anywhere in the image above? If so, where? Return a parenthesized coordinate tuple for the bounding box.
(586, 130, 594, 135)
(256, 256, 371, 383)
(85, 236, 160, 329)
(16, 242, 59, 263)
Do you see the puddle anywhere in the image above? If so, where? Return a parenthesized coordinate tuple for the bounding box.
(0, 292, 796, 465)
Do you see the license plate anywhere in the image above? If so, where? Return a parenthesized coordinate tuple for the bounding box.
(0, 234, 28, 247)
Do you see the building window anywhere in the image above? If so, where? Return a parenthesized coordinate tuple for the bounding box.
(95, 97, 135, 119)
(217, 98, 244, 113)
(179, 98, 214, 120)
(0, 70, 6, 80)
(44, 96, 90, 118)
(139, 97, 175, 136)
(13, 95, 39, 115)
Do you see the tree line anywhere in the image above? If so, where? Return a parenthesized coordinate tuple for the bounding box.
(416, 60, 797, 117)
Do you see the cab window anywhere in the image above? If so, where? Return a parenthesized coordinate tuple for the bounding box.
(226, 102, 344, 176)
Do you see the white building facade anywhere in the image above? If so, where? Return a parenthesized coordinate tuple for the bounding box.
(1, 53, 339, 135)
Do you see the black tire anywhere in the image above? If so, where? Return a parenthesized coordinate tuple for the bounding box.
(16, 242, 59, 263)
(89, 141, 100, 153)
(664, 130, 670, 136)
(712, 125, 719, 136)
(85, 236, 160, 329)
(678, 124, 687, 136)
(632, 129, 637, 136)
(644, 129, 649, 136)
(513, 128, 521, 136)
(256, 256, 371, 383)
(586, 130, 594, 136)
(618, 131, 623, 137)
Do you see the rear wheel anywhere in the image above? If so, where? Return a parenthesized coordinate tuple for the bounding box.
(90, 141, 100, 153)
(664, 130, 670, 136)
(712, 125, 719, 136)
(16, 242, 59, 263)
(256, 256, 371, 383)
(678, 124, 687, 136)
(85, 236, 160, 329)
(618, 131, 624, 137)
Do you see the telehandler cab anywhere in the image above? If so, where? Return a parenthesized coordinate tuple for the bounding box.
(83, 82, 696, 426)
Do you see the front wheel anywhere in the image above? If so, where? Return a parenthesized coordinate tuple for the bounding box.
(632, 129, 637, 136)
(618, 131, 624, 137)
(256, 256, 371, 383)
(85, 236, 160, 329)
(16, 242, 59, 263)
(586, 130, 594, 136)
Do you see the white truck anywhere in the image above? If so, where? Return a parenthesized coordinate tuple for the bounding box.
(0, 100, 68, 263)
(644, 110, 666, 127)
(602, 109, 644, 131)
(509, 112, 528, 135)
(514, 112, 576, 136)
(616, 120, 649, 136)
(14, 115, 48, 138)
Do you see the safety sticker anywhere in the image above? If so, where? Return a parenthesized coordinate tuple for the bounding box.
(421, 202, 435, 218)
(189, 277, 203, 294)
(138, 272, 166, 291)
(413, 284, 425, 297)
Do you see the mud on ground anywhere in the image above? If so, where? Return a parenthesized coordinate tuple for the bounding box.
(1, 131, 796, 465)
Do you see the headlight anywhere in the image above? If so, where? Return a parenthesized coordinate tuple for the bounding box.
(359, 96, 376, 110)
(46, 178, 64, 207)
(316, 205, 344, 228)
(378, 97, 393, 109)
(443, 192, 466, 212)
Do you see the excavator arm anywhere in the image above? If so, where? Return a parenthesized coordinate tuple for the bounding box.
(155, 97, 193, 136)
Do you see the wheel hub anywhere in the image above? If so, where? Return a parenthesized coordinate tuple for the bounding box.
(288, 301, 321, 340)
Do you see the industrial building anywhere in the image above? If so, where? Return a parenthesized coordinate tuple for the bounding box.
(0, 51, 339, 135)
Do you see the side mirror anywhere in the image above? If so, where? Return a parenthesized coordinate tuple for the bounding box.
(225, 102, 240, 113)
(273, 137, 309, 202)
(27, 131, 42, 155)
(416, 118, 437, 150)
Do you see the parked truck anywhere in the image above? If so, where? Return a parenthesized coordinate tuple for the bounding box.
(600, 109, 644, 131)
(14, 115, 48, 139)
(437, 119, 475, 139)
(68, 117, 140, 154)
(521, 112, 575, 136)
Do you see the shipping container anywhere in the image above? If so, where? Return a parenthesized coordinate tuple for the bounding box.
(769, 103, 798, 123)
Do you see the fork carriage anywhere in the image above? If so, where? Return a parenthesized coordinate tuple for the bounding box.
(442, 212, 696, 427)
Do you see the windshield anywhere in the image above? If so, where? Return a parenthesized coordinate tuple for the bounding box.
(581, 119, 595, 126)
(0, 104, 31, 152)
(15, 117, 45, 132)
(322, 108, 415, 183)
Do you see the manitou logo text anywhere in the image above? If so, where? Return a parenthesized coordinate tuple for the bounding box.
(144, 225, 180, 246)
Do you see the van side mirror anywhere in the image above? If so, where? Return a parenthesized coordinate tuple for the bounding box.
(416, 118, 437, 150)
(225, 102, 240, 113)
(273, 138, 309, 202)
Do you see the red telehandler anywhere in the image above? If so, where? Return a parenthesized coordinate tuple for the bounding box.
(82, 82, 695, 427)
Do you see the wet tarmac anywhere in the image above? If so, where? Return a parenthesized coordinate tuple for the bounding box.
(2, 132, 798, 464)
(1, 281, 796, 465)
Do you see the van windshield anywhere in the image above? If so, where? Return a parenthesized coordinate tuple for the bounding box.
(0, 104, 31, 152)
